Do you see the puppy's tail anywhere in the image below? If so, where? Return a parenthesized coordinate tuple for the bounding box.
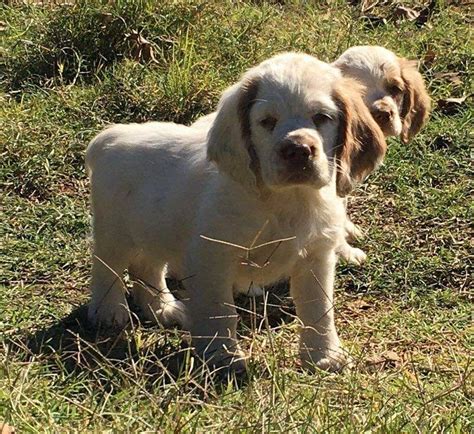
(85, 124, 117, 176)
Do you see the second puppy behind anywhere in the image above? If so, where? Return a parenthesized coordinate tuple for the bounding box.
(333, 45, 430, 144)
(333, 45, 431, 261)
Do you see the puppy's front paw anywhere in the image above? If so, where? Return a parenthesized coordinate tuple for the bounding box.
(345, 247, 367, 265)
(88, 300, 130, 329)
(301, 350, 352, 373)
(194, 340, 248, 378)
(338, 242, 367, 265)
(314, 355, 352, 372)
(213, 348, 248, 381)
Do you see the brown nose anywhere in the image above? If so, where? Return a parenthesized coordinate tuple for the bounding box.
(372, 106, 394, 124)
(279, 142, 315, 163)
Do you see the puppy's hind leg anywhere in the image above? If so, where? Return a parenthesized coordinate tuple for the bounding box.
(129, 262, 185, 327)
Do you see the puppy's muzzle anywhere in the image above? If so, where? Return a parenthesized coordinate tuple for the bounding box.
(370, 98, 400, 136)
(277, 135, 320, 185)
(371, 100, 394, 123)
(279, 140, 316, 168)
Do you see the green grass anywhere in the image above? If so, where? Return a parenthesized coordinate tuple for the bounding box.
(1, 0, 472, 431)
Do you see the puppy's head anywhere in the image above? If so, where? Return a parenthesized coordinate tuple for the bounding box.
(334, 46, 430, 143)
(207, 52, 386, 195)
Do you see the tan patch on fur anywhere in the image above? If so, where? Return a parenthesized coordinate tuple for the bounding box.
(237, 77, 262, 180)
(332, 77, 387, 196)
(398, 58, 431, 143)
(238, 78, 259, 144)
(383, 63, 405, 99)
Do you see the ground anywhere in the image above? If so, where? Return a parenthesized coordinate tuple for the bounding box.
(1, 1, 472, 431)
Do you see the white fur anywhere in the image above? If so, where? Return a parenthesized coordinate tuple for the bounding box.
(87, 53, 381, 372)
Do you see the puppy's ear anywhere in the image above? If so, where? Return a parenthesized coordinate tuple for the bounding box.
(399, 59, 431, 143)
(333, 78, 387, 196)
(207, 77, 260, 192)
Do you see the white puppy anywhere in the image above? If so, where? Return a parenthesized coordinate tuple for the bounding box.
(86, 53, 386, 373)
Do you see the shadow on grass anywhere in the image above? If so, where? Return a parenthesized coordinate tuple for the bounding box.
(12, 302, 189, 382)
(7, 279, 296, 393)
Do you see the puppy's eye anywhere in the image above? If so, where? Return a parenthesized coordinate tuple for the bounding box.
(387, 84, 403, 97)
(260, 116, 277, 131)
(312, 113, 332, 126)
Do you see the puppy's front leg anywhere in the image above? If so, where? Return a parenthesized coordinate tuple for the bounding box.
(182, 244, 246, 374)
(291, 250, 350, 372)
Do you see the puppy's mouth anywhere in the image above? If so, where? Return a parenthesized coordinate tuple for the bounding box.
(375, 117, 402, 137)
(381, 124, 399, 137)
(284, 164, 315, 183)
(280, 163, 328, 188)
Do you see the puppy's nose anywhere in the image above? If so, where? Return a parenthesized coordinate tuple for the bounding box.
(374, 109, 393, 122)
(279, 142, 315, 163)
(372, 106, 394, 124)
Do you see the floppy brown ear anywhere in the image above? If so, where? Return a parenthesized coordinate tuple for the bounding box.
(333, 78, 387, 196)
(399, 58, 431, 143)
(207, 77, 260, 192)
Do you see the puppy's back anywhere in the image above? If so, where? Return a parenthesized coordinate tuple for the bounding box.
(86, 122, 206, 175)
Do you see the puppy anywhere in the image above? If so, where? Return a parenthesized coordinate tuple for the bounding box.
(86, 53, 386, 373)
(333, 45, 430, 257)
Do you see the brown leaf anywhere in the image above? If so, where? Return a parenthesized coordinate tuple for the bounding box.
(366, 354, 385, 365)
(127, 30, 158, 64)
(367, 350, 402, 369)
(392, 5, 420, 22)
(423, 49, 436, 67)
(383, 350, 401, 362)
(434, 72, 463, 86)
(437, 96, 468, 115)
(348, 299, 372, 311)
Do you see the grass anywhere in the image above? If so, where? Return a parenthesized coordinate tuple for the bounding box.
(1, 0, 472, 431)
